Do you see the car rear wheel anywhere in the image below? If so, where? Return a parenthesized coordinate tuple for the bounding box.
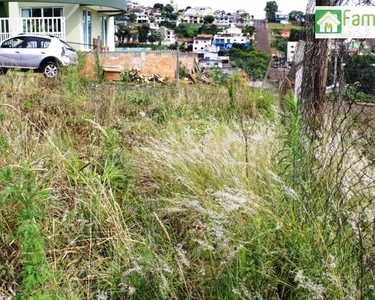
(43, 61, 58, 78)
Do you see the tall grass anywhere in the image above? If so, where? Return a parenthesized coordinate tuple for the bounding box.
(0, 68, 374, 299)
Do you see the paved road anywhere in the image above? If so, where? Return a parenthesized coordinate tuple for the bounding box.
(253, 19, 272, 56)
(253, 19, 285, 81)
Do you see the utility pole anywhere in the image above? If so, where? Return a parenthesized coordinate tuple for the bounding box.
(176, 45, 180, 89)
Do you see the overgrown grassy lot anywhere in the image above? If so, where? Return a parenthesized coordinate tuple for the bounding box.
(267, 22, 303, 30)
(0, 66, 374, 299)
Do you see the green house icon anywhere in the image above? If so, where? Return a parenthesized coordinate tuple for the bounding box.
(316, 11, 342, 34)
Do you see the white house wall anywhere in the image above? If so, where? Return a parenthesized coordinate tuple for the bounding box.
(8, 2, 112, 51)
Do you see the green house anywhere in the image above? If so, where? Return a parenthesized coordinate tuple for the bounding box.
(0, 0, 126, 50)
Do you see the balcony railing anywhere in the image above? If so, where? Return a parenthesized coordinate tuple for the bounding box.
(0, 17, 66, 42)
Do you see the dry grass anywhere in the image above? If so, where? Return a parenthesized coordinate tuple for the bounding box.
(0, 69, 374, 299)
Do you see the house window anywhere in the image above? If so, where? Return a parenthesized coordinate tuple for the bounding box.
(83, 10, 92, 50)
(100, 16, 107, 46)
(21, 7, 63, 34)
(21, 7, 63, 18)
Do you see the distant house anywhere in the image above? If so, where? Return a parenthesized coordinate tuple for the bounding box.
(127, 1, 140, 10)
(159, 26, 176, 45)
(280, 29, 291, 38)
(212, 24, 251, 50)
(317, 11, 340, 33)
(198, 45, 229, 69)
(275, 12, 289, 23)
(346, 39, 370, 55)
(274, 29, 291, 38)
(214, 15, 236, 26)
(180, 7, 213, 24)
(287, 41, 298, 63)
(135, 13, 150, 24)
(177, 37, 193, 51)
(193, 34, 213, 53)
(154, 13, 170, 24)
(0, 0, 125, 51)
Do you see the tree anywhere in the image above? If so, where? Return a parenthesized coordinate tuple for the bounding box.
(289, 10, 305, 22)
(203, 15, 215, 24)
(198, 24, 219, 35)
(289, 29, 305, 41)
(148, 32, 162, 44)
(264, 1, 278, 22)
(164, 4, 174, 13)
(159, 21, 176, 29)
(175, 23, 199, 38)
(153, 3, 164, 10)
(300, 0, 330, 132)
(240, 13, 250, 23)
(137, 24, 150, 43)
(345, 54, 375, 94)
(229, 46, 269, 80)
(271, 37, 288, 53)
(128, 13, 137, 23)
(242, 25, 256, 37)
(116, 24, 132, 43)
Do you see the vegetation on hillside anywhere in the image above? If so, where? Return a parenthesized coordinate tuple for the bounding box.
(264, 1, 278, 22)
(230, 45, 270, 80)
(0, 62, 374, 299)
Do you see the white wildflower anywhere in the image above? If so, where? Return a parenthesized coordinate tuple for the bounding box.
(139, 111, 146, 117)
(250, 133, 263, 142)
(294, 270, 325, 300)
(175, 243, 190, 267)
(192, 238, 215, 251)
(128, 286, 136, 296)
(96, 290, 107, 300)
(123, 265, 142, 277)
(275, 221, 283, 230)
(232, 288, 240, 295)
(187, 200, 207, 214)
(211, 188, 257, 213)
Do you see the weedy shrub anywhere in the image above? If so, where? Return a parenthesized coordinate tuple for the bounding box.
(1, 167, 52, 300)
(0, 69, 374, 299)
(94, 51, 104, 84)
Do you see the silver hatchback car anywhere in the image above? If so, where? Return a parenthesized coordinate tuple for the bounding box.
(0, 34, 77, 77)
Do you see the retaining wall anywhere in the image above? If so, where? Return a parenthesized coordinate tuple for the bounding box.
(83, 50, 198, 81)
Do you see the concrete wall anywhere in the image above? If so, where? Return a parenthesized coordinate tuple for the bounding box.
(83, 51, 198, 82)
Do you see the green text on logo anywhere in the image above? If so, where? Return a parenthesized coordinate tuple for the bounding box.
(315, 10, 342, 34)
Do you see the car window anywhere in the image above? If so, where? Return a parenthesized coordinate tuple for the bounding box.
(25, 37, 51, 49)
(1, 37, 26, 48)
(59, 39, 74, 51)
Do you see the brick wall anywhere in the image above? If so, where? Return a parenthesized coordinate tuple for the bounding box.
(83, 51, 198, 81)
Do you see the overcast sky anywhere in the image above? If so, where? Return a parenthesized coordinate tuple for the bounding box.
(137, 0, 308, 18)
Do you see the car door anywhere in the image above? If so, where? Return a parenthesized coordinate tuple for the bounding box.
(20, 37, 51, 69)
(0, 36, 26, 68)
